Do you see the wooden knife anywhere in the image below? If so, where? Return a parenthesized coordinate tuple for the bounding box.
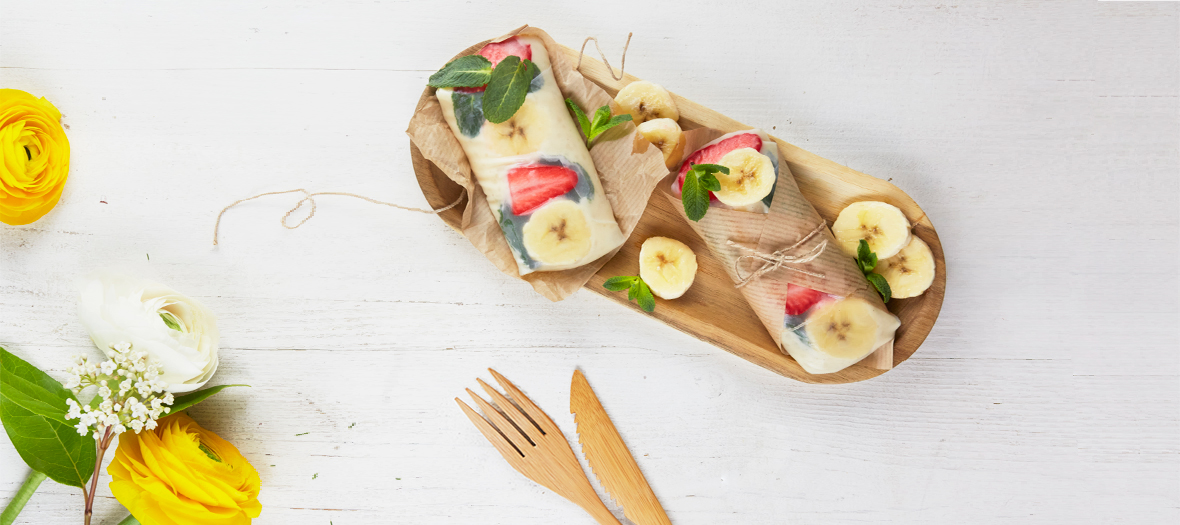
(570, 370, 672, 525)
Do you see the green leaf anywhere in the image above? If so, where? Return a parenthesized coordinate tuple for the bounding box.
(482, 57, 538, 124)
(681, 164, 728, 221)
(590, 105, 611, 131)
(699, 172, 721, 192)
(866, 272, 892, 303)
(427, 55, 493, 88)
(602, 276, 634, 292)
(566, 98, 591, 139)
(634, 280, 656, 313)
(587, 106, 631, 144)
(603, 113, 632, 130)
(451, 90, 485, 138)
(603, 276, 656, 313)
(0, 348, 96, 488)
(168, 384, 249, 414)
(857, 239, 877, 273)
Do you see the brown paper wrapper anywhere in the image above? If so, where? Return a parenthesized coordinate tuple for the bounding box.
(406, 26, 667, 301)
(663, 128, 894, 370)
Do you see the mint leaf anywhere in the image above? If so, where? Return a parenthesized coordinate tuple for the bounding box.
(428, 55, 493, 88)
(854, 240, 889, 302)
(603, 276, 656, 312)
(700, 172, 720, 191)
(482, 56, 538, 124)
(591, 105, 611, 131)
(566, 99, 632, 146)
(857, 239, 877, 273)
(603, 113, 632, 130)
(452, 90, 485, 138)
(0, 347, 96, 488)
(634, 280, 656, 313)
(681, 164, 728, 221)
(602, 276, 634, 291)
(866, 272, 892, 303)
(168, 384, 249, 414)
(566, 98, 591, 140)
(587, 105, 631, 144)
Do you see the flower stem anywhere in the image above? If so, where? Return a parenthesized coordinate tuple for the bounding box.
(0, 470, 47, 525)
(82, 427, 115, 525)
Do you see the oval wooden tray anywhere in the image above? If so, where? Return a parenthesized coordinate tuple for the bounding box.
(411, 44, 946, 384)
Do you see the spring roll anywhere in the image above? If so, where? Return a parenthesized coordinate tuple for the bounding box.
(435, 35, 625, 275)
(670, 128, 900, 375)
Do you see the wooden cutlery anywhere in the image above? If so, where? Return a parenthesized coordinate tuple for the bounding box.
(456, 369, 670, 524)
(456, 369, 621, 525)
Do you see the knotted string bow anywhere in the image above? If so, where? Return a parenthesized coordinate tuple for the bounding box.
(726, 221, 829, 288)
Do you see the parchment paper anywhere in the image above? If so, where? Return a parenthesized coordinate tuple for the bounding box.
(407, 26, 667, 301)
(664, 128, 894, 369)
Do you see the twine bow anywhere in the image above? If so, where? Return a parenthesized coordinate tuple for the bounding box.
(726, 222, 829, 288)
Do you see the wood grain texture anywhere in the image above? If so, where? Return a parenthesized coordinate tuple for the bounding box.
(457, 370, 620, 525)
(413, 44, 946, 383)
(1, 1, 1177, 524)
(570, 370, 671, 525)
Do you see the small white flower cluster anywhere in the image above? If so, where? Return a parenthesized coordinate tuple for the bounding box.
(64, 342, 174, 438)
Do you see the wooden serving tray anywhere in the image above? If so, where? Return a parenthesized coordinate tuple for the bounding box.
(411, 44, 946, 384)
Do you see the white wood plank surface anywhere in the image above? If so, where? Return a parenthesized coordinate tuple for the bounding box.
(1, 1, 1177, 523)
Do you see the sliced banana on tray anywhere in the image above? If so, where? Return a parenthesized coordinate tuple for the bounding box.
(522, 200, 593, 265)
(714, 147, 777, 207)
(874, 236, 935, 298)
(614, 80, 679, 124)
(832, 201, 912, 259)
(635, 118, 685, 169)
(639, 237, 698, 300)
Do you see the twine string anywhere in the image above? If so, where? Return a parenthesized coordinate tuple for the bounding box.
(727, 221, 830, 288)
(576, 33, 632, 81)
(212, 189, 465, 246)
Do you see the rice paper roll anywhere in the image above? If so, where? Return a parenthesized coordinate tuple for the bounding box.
(668, 128, 900, 375)
(435, 35, 625, 275)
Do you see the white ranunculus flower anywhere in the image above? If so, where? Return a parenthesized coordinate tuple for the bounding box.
(77, 273, 219, 394)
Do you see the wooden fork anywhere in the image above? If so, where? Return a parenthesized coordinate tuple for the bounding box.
(456, 369, 621, 525)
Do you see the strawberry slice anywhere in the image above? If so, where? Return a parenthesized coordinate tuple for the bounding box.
(454, 86, 486, 93)
(507, 164, 578, 215)
(674, 132, 764, 194)
(479, 36, 533, 68)
(783, 283, 823, 316)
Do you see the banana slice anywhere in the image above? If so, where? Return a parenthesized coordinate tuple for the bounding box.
(489, 100, 546, 156)
(639, 237, 698, 299)
(874, 236, 935, 298)
(613, 81, 679, 124)
(635, 118, 685, 169)
(522, 200, 592, 265)
(832, 201, 912, 259)
(714, 147, 776, 207)
(781, 297, 901, 374)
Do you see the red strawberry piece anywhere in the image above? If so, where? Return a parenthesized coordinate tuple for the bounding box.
(507, 164, 579, 215)
(479, 36, 533, 68)
(783, 283, 823, 316)
(454, 86, 486, 93)
(674, 132, 764, 194)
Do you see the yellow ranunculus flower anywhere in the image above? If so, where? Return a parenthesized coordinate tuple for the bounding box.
(109, 413, 262, 525)
(0, 89, 70, 225)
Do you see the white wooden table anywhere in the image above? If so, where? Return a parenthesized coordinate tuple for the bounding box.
(2, 1, 1177, 523)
